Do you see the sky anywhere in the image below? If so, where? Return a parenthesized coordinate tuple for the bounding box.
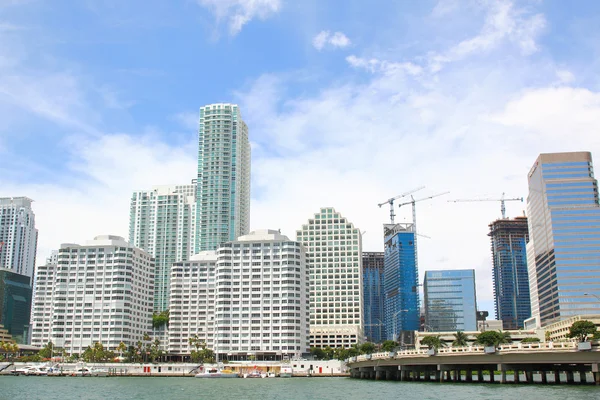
(2, 0, 600, 316)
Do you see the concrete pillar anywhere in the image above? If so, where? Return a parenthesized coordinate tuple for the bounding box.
(452, 369, 458, 382)
(567, 371, 575, 384)
(500, 369, 507, 384)
(593, 364, 600, 386)
(466, 369, 472, 382)
(478, 369, 484, 382)
(554, 370, 560, 384)
(424, 371, 431, 381)
(579, 371, 587, 384)
(514, 370, 520, 383)
(360, 371, 365, 379)
(541, 370, 548, 384)
(446, 370, 451, 381)
(436, 370, 441, 383)
(457, 369, 462, 382)
(525, 370, 533, 384)
(489, 369, 495, 383)
(376, 370, 383, 380)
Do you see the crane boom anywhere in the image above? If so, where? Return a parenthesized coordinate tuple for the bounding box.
(447, 192, 523, 219)
(378, 186, 425, 224)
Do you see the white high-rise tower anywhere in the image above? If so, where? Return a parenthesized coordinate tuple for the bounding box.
(0, 197, 38, 278)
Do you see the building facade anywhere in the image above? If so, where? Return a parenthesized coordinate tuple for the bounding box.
(423, 269, 477, 332)
(196, 103, 251, 252)
(168, 251, 217, 356)
(129, 183, 197, 311)
(362, 252, 385, 342)
(215, 230, 309, 360)
(0, 197, 38, 278)
(297, 208, 363, 349)
(383, 223, 419, 345)
(527, 152, 600, 326)
(0, 270, 32, 343)
(489, 217, 531, 330)
(30, 236, 155, 354)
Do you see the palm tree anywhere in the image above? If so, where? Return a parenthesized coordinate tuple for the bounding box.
(452, 331, 469, 347)
(117, 342, 127, 360)
(421, 335, 445, 350)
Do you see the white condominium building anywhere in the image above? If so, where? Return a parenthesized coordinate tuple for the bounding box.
(129, 183, 196, 312)
(297, 208, 363, 348)
(168, 251, 217, 356)
(215, 230, 309, 360)
(0, 197, 38, 278)
(30, 236, 155, 354)
(196, 103, 251, 252)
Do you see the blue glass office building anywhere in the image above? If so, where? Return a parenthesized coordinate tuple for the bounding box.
(383, 223, 419, 345)
(362, 252, 385, 342)
(489, 217, 531, 330)
(0, 270, 32, 343)
(424, 269, 477, 332)
(527, 152, 600, 326)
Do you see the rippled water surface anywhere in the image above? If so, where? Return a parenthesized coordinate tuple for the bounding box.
(2, 376, 600, 400)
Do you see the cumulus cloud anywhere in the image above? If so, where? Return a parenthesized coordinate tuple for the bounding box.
(196, 0, 281, 35)
(312, 30, 351, 50)
(346, 55, 422, 76)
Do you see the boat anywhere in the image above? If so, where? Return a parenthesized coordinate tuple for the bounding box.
(11, 365, 35, 376)
(279, 366, 293, 378)
(71, 363, 108, 377)
(267, 372, 277, 378)
(243, 369, 266, 378)
(195, 366, 239, 378)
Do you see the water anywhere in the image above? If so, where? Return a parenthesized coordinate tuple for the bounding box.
(1, 377, 599, 400)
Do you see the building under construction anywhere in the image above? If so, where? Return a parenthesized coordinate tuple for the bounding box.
(489, 216, 531, 330)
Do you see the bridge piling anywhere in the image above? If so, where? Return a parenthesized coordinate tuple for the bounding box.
(466, 368, 472, 382)
(593, 364, 600, 385)
(488, 368, 495, 383)
(566, 370, 574, 384)
(525, 370, 533, 384)
(579, 370, 587, 384)
(477, 369, 484, 382)
(540, 370, 548, 384)
(554, 369, 560, 384)
(514, 370, 520, 383)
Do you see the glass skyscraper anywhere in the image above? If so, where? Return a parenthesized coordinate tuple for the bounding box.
(527, 152, 600, 326)
(423, 269, 477, 332)
(196, 103, 251, 252)
(489, 216, 531, 330)
(362, 252, 385, 342)
(0, 269, 32, 343)
(383, 223, 419, 345)
(0, 197, 38, 278)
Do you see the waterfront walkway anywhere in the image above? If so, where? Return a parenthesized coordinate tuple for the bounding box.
(347, 342, 600, 385)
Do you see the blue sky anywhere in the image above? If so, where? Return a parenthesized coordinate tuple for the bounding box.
(2, 0, 600, 315)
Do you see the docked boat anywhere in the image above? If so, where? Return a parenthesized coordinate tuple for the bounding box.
(243, 369, 266, 378)
(279, 366, 293, 378)
(195, 366, 239, 378)
(71, 363, 108, 377)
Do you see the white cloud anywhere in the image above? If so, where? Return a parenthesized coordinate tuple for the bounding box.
(428, 0, 546, 72)
(196, 0, 281, 35)
(172, 111, 199, 131)
(312, 30, 351, 51)
(555, 69, 575, 85)
(346, 55, 422, 76)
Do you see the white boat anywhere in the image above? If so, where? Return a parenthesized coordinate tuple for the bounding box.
(195, 366, 239, 378)
(279, 366, 293, 378)
(25, 366, 49, 376)
(12, 365, 35, 375)
(243, 369, 266, 378)
(71, 363, 108, 377)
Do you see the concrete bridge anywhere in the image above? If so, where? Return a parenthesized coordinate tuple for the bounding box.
(347, 342, 600, 385)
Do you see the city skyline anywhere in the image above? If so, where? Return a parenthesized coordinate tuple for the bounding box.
(2, 1, 600, 314)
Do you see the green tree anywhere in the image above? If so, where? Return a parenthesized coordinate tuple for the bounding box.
(188, 336, 214, 363)
(117, 342, 127, 360)
(323, 346, 335, 360)
(452, 331, 469, 347)
(381, 340, 397, 352)
(152, 310, 170, 329)
(38, 342, 55, 359)
(421, 335, 445, 349)
(150, 339, 164, 363)
(310, 347, 326, 360)
(521, 337, 540, 343)
(567, 320, 598, 342)
(359, 342, 376, 354)
(475, 330, 512, 347)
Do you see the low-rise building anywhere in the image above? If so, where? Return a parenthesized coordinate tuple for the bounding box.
(542, 314, 600, 342)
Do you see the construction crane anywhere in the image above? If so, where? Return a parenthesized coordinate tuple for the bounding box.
(378, 186, 425, 224)
(397, 191, 450, 234)
(447, 192, 523, 219)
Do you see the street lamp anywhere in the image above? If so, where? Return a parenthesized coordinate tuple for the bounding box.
(584, 293, 600, 302)
(392, 310, 409, 343)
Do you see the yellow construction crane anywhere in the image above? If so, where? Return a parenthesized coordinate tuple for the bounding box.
(447, 192, 523, 219)
(378, 186, 425, 224)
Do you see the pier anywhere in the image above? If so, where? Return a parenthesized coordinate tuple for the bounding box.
(347, 342, 600, 385)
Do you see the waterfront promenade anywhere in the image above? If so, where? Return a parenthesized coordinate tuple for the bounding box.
(347, 342, 600, 385)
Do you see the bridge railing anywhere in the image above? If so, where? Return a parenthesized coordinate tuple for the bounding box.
(353, 341, 580, 362)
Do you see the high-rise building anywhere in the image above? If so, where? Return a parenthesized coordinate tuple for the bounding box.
(168, 251, 217, 357)
(527, 152, 600, 326)
(30, 236, 155, 354)
(489, 217, 531, 330)
(362, 252, 385, 342)
(383, 223, 419, 345)
(0, 197, 38, 278)
(214, 230, 309, 360)
(196, 103, 251, 252)
(0, 270, 32, 343)
(423, 269, 477, 332)
(297, 208, 363, 348)
(129, 183, 197, 311)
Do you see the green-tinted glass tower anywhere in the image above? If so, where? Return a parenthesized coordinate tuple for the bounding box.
(196, 103, 251, 252)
